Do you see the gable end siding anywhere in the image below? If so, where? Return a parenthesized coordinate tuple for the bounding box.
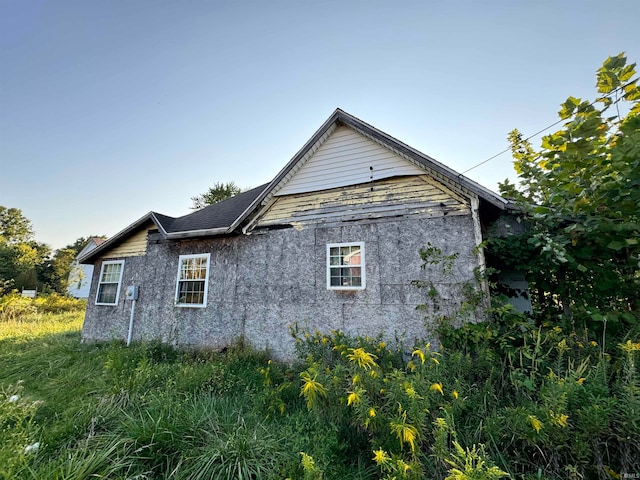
(99, 226, 151, 259)
(256, 175, 470, 228)
(275, 126, 425, 196)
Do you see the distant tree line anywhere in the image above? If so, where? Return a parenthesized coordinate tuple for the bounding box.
(0, 206, 104, 296)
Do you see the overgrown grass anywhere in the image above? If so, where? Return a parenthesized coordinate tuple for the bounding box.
(2, 310, 639, 479)
(0, 311, 335, 479)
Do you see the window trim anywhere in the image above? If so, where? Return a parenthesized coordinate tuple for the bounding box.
(95, 260, 125, 306)
(326, 242, 366, 290)
(175, 253, 211, 308)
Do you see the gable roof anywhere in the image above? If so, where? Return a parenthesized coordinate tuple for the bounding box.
(228, 109, 509, 234)
(80, 108, 510, 264)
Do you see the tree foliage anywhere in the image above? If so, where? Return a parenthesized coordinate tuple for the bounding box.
(0, 207, 34, 245)
(190, 181, 243, 210)
(494, 53, 640, 335)
(0, 205, 105, 295)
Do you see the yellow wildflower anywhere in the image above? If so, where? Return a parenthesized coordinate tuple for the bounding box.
(528, 415, 543, 433)
(557, 339, 568, 352)
(577, 377, 586, 385)
(300, 452, 317, 472)
(369, 369, 378, 379)
(398, 459, 411, 473)
(346, 347, 378, 370)
(405, 384, 417, 398)
(372, 449, 390, 465)
(619, 340, 640, 353)
(390, 414, 419, 453)
(300, 371, 327, 410)
(321, 336, 329, 345)
(369, 407, 376, 418)
(590, 341, 598, 347)
(431, 357, 440, 365)
(352, 374, 361, 385)
(412, 348, 426, 364)
(430, 382, 444, 395)
(347, 391, 360, 406)
(379, 341, 386, 349)
(407, 361, 416, 372)
(452, 389, 459, 399)
(550, 411, 569, 428)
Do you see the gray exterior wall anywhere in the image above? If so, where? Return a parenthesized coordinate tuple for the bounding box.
(82, 213, 480, 360)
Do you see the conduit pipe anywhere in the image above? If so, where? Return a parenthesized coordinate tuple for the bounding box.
(127, 298, 136, 347)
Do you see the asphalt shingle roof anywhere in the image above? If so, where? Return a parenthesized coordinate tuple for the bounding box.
(164, 183, 268, 233)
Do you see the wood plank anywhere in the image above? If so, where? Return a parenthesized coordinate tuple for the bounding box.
(258, 175, 470, 227)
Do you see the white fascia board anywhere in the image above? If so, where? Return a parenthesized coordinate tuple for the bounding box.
(166, 227, 230, 240)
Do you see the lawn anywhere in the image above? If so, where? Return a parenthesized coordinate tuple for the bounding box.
(0, 311, 342, 480)
(2, 308, 639, 480)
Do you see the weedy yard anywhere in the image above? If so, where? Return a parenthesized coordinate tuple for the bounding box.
(1, 296, 640, 480)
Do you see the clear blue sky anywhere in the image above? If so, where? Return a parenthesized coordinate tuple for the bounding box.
(1, 0, 638, 250)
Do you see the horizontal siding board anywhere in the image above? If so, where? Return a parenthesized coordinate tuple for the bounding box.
(266, 188, 455, 215)
(266, 201, 467, 222)
(259, 205, 469, 227)
(277, 126, 424, 196)
(100, 223, 151, 259)
(258, 175, 470, 227)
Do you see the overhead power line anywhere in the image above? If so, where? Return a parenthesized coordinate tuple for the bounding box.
(460, 78, 638, 175)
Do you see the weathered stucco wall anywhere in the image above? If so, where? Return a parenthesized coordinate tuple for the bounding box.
(82, 213, 480, 360)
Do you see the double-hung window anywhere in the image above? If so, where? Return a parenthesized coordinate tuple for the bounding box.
(96, 260, 125, 305)
(327, 242, 365, 290)
(175, 253, 210, 307)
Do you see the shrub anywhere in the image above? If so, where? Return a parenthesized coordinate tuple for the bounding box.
(0, 294, 36, 321)
(0, 293, 85, 322)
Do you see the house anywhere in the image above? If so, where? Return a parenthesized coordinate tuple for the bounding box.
(67, 237, 106, 298)
(79, 109, 515, 359)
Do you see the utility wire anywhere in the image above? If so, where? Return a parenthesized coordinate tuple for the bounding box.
(460, 78, 638, 175)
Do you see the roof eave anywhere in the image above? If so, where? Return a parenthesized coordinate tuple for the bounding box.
(165, 227, 230, 240)
(78, 212, 168, 264)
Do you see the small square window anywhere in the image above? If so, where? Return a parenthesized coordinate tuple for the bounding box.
(175, 254, 210, 307)
(96, 260, 124, 305)
(326, 242, 365, 290)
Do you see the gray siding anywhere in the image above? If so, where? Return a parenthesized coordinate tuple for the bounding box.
(82, 213, 480, 360)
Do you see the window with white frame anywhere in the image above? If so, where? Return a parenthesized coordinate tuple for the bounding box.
(96, 260, 125, 305)
(175, 253, 210, 307)
(327, 242, 365, 290)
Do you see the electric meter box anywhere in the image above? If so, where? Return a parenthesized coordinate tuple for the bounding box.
(125, 286, 139, 301)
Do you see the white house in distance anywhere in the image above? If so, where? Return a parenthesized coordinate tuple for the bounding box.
(67, 238, 105, 298)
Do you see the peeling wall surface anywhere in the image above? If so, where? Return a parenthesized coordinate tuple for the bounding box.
(82, 213, 480, 360)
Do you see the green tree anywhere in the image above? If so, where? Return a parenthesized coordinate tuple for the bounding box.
(494, 53, 640, 336)
(0, 207, 34, 244)
(0, 207, 45, 292)
(190, 181, 243, 209)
